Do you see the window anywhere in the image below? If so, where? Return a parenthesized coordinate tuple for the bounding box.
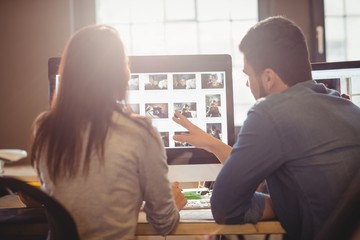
(324, 0, 360, 61)
(95, 0, 360, 124)
(325, 0, 360, 101)
(96, 0, 258, 126)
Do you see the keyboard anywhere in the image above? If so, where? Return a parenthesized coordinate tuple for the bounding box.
(183, 198, 211, 210)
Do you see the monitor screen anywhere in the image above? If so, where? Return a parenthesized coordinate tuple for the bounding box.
(311, 60, 360, 107)
(48, 54, 235, 182)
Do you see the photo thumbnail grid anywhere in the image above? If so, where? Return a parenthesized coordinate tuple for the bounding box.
(127, 71, 228, 148)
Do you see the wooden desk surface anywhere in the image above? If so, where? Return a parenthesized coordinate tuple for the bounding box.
(137, 210, 285, 236)
(137, 221, 285, 236)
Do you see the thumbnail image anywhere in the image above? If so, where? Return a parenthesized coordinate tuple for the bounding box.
(316, 78, 341, 92)
(145, 74, 168, 90)
(206, 123, 222, 140)
(173, 74, 196, 89)
(128, 74, 139, 90)
(205, 94, 221, 117)
(145, 103, 168, 118)
(173, 102, 197, 118)
(174, 131, 191, 147)
(201, 73, 224, 89)
(160, 132, 169, 147)
(129, 104, 140, 114)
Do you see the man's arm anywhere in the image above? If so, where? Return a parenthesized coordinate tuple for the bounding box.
(261, 194, 276, 220)
(210, 108, 283, 224)
(173, 111, 275, 223)
(172, 110, 232, 163)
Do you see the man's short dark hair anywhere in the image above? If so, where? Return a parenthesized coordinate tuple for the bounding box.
(239, 16, 312, 86)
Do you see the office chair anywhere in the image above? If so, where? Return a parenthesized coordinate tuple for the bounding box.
(0, 176, 79, 240)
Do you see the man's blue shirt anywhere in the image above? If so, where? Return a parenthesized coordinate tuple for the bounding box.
(211, 80, 360, 240)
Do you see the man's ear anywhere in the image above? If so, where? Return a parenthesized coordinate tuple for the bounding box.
(261, 68, 288, 93)
(261, 68, 276, 93)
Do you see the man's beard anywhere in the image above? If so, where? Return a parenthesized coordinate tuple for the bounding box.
(257, 77, 267, 99)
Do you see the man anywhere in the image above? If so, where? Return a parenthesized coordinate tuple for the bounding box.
(172, 16, 360, 240)
(181, 104, 192, 118)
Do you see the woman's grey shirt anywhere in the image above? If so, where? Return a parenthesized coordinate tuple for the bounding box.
(38, 112, 180, 239)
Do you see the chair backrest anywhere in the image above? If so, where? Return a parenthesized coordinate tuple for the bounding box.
(0, 176, 79, 240)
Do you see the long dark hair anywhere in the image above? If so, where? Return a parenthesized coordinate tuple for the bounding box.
(30, 25, 153, 183)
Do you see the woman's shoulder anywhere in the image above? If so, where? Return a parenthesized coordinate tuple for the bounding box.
(112, 111, 156, 134)
(111, 111, 162, 148)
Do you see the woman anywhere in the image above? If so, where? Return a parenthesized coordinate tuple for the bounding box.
(30, 25, 186, 239)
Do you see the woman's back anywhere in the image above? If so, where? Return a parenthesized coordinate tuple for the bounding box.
(38, 112, 179, 239)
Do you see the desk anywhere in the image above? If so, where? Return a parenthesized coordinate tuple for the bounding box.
(0, 208, 285, 238)
(3, 164, 38, 182)
(137, 210, 285, 236)
(3, 166, 285, 237)
(137, 221, 285, 236)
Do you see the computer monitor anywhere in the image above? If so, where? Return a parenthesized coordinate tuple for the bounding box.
(48, 54, 235, 182)
(311, 60, 360, 107)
